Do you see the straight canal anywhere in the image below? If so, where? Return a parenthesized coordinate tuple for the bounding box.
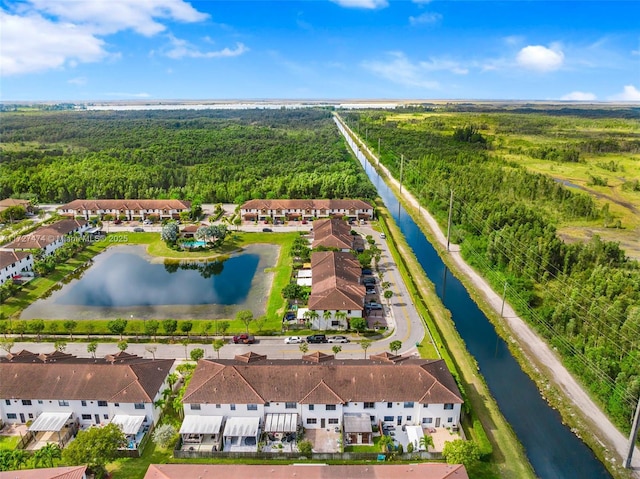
(336, 119, 611, 479)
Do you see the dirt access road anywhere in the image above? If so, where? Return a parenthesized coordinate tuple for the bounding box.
(337, 117, 640, 476)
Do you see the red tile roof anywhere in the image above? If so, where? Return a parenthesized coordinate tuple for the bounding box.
(0, 250, 31, 270)
(0, 358, 174, 402)
(0, 465, 87, 479)
(183, 357, 463, 406)
(312, 218, 353, 250)
(3, 219, 87, 250)
(59, 199, 190, 212)
(240, 199, 372, 212)
(308, 251, 365, 311)
(143, 463, 469, 479)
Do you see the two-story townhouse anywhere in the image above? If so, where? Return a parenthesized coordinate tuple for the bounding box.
(180, 352, 463, 453)
(58, 199, 191, 221)
(312, 218, 354, 252)
(0, 250, 33, 285)
(0, 351, 174, 450)
(240, 199, 373, 222)
(307, 251, 365, 329)
(2, 219, 89, 258)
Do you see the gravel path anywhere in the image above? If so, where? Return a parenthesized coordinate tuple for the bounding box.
(337, 116, 640, 476)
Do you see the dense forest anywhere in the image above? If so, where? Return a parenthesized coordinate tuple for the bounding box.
(0, 109, 376, 203)
(343, 109, 640, 433)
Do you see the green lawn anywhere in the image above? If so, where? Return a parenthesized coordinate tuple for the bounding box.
(0, 435, 20, 450)
(344, 435, 382, 453)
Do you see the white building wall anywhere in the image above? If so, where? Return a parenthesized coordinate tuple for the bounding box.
(315, 310, 363, 330)
(301, 404, 343, 429)
(0, 255, 33, 285)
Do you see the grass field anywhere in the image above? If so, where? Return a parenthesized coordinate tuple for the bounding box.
(0, 435, 20, 450)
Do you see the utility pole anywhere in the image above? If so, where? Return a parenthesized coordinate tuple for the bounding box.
(500, 282, 508, 318)
(446, 189, 454, 251)
(625, 396, 640, 469)
(399, 155, 404, 194)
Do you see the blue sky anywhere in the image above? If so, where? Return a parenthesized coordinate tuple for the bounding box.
(1, 0, 639, 101)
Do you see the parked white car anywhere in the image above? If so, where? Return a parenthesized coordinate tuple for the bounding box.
(284, 336, 305, 344)
(327, 336, 350, 343)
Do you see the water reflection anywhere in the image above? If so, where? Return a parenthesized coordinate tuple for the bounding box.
(21, 244, 278, 320)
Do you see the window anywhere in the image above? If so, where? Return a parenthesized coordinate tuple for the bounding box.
(326, 405, 336, 411)
(423, 404, 429, 408)
(444, 403, 454, 410)
(406, 416, 412, 422)
(448, 417, 453, 423)
(4, 400, 9, 405)
(103, 414, 109, 420)
(347, 310, 351, 314)
(81, 401, 87, 407)
(384, 416, 394, 422)
(134, 403, 145, 410)
(331, 321, 339, 327)
(230, 404, 236, 411)
(6, 413, 17, 420)
(363, 402, 374, 409)
(423, 417, 433, 424)
(308, 405, 314, 411)
(403, 402, 414, 408)
(306, 418, 317, 425)
(58, 400, 69, 406)
(28, 413, 33, 419)
(114, 403, 120, 407)
(264, 402, 270, 407)
(38, 400, 43, 404)
(285, 402, 296, 409)
(215, 404, 221, 409)
(247, 404, 258, 411)
(98, 401, 107, 407)
(21, 400, 32, 406)
(82, 414, 92, 420)
(387, 402, 393, 409)
(190, 404, 201, 411)
(328, 418, 339, 425)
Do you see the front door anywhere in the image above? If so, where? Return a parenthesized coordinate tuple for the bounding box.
(435, 417, 441, 427)
(19, 413, 25, 423)
(397, 416, 402, 426)
(321, 418, 325, 428)
(95, 414, 100, 424)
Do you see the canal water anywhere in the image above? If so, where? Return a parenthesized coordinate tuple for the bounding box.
(337, 120, 611, 479)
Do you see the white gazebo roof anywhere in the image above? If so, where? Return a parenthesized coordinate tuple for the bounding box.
(223, 417, 259, 438)
(264, 413, 298, 433)
(179, 415, 224, 435)
(297, 270, 312, 278)
(29, 412, 72, 432)
(344, 413, 372, 433)
(296, 278, 312, 287)
(111, 415, 145, 435)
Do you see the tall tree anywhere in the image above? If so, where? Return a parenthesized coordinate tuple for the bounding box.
(107, 318, 127, 340)
(62, 423, 125, 479)
(236, 310, 254, 333)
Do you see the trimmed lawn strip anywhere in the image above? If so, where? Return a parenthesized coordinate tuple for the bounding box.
(344, 435, 382, 453)
(0, 435, 20, 450)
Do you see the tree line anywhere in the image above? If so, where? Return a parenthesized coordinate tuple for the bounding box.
(0, 109, 377, 203)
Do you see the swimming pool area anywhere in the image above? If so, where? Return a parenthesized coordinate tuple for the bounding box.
(183, 240, 207, 248)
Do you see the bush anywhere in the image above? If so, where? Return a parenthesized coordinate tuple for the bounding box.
(407, 442, 414, 453)
(297, 440, 312, 457)
(152, 423, 178, 449)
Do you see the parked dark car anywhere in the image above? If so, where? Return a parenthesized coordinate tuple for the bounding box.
(363, 277, 376, 285)
(233, 334, 256, 344)
(366, 288, 376, 295)
(133, 227, 145, 232)
(361, 268, 372, 275)
(262, 228, 273, 232)
(306, 334, 328, 344)
(284, 312, 296, 321)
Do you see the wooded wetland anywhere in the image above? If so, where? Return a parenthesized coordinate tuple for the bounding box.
(0, 105, 638, 437)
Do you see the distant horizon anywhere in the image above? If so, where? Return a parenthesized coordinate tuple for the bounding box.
(1, 1, 638, 102)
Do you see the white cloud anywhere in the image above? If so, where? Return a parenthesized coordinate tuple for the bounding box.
(68, 76, 88, 86)
(0, 10, 107, 76)
(409, 12, 442, 26)
(362, 52, 439, 89)
(608, 85, 640, 102)
(164, 36, 248, 59)
(330, 0, 388, 9)
(516, 44, 564, 72)
(419, 58, 467, 75)
(561, 91, 596, 101)
(28, 0, 208, 36)
(503, 35, 524, 46)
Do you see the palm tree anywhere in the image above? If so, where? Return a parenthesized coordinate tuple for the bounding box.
(87, 341, 98, 359)
(167, 372, 179, 391)
(299, 342, 309, 355)
(323, 310, 333, 329)
(11, 449, 29, 470)
(334, 311, 348, 329)
(360, 339, 372, 359)
(212, 339, 225, 359)
(33, 443, 61, 468)
(379, 435, 394, 452)
(419, 434, 434, 451)
(331, 345, 342, 357)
